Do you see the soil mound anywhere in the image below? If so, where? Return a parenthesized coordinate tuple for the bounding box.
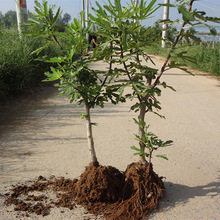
(74, 162, 125, 203)
(4, 163, 164, 219)
(105, 162, 165, 219)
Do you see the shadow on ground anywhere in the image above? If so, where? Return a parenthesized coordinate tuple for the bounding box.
(151, 178, 220, 215)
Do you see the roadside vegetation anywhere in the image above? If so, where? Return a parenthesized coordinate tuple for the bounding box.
(0, 7, 219, 100)
(0, 28, 62, 99)
(0, 10, 72, 100)
(147, 37, 220, 77)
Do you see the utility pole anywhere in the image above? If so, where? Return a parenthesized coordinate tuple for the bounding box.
(82, 0, 85, 28)
(86, 0, 90, 46)
(15, 0, 28, 38)
(86, 0, 89, 26)
(162, 0, 170, 48)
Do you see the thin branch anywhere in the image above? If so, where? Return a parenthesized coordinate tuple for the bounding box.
(152, 0, 195, 89)
(93, 41, 113, 103)
(101, 41, 113, 87)
(119, 31, 142, 102)
(52, 34, 64, 52)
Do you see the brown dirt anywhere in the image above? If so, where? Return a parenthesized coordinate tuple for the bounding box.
(106, 162, 165, 220)
(4, 162, 164, 219)
(74, 162, 125, 204)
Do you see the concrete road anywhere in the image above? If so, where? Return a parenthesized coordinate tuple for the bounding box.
(0, 55, 219, 219)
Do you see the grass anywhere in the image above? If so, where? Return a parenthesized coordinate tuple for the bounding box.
(0, 28, 61, 99)
(1, 28, 219, 100)
(145, 42, 220, 77)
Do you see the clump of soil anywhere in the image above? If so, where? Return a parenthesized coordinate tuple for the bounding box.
(4, 162, 164, 219)
(4, 177, 53, 216)
(51, 177, 78, 210)
(72, 162, 125, 216)
(74, 162, 125, 204)
(105, 162, 165, 219)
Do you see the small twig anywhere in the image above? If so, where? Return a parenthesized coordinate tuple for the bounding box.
(93, 41, 113, 103)
(52, 34, 64, 52)
(119, 31, 142, 102)
(152, 0, 195, 88)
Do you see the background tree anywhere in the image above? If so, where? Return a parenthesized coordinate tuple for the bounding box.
(3, 10, 17, 28)
(0, 12, 4, 28)
(62, 13, 71, 23)
(54, 13, 71, 32)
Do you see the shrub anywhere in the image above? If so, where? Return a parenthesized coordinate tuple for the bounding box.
(0, 28, 61, 99)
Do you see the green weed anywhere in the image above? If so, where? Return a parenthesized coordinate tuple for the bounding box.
(146, 43, 220, 76)
(0, 28, 61, 99)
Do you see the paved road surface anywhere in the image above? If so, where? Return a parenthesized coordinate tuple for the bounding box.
(0, 55, 219, 219)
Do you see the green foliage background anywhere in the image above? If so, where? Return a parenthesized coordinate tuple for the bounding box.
(0, 28, 61, 99)
(145, 42, 220, 76)
(0, 0, 219, 101)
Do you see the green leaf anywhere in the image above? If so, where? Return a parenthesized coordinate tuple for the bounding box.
(91, 122, 98, 126)
(155, 155, 168, 160)
(178, 4, 195, 22)
(133, 118, 146, 129)
(80, 113, 87, 119)
(161, 82, 176, 92)
(159, 3, 175, 7)
(53, 7, 62, 25)
(210, 27, 217, 36)
(43, 0, 48, 16)
(115, 0, 122, 17)
(47, 56, 65, 63)
(34, 7, 44, 17)
(34, 0, 42, 9)
(43, 66, 63, 82)
(143, 0, 159, 18)
(27, 18, 40, 25)
(164, 140, 173, 146)
(31, 42, 51, 55)
(130, 146, 140, 152)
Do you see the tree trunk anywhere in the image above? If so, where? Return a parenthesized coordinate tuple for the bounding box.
(138, 104, 148, 164)
(138, 76, 152, 164)
(84, 100, 98, 164)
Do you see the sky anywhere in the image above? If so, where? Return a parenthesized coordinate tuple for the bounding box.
(1, 0, 220, 27)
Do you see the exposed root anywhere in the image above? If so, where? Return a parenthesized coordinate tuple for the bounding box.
(105, 162, 165, 219)
(4, 162, 165, 219)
